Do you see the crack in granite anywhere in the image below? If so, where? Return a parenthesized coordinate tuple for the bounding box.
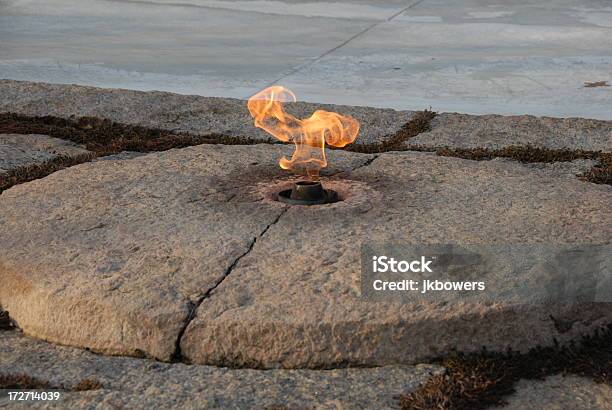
(171, 206, 289, 362)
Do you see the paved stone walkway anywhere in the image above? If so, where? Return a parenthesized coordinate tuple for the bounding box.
(1, 1, 611, 118)
(1, 80, 611, 150)
(0, 82, 610, 407)
(0, 133, 91, 176)
(0, 331, 441, 409)
(493, 375, 612, 410)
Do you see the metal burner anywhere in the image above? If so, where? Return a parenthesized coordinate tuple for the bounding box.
(277, 181, 338, 205)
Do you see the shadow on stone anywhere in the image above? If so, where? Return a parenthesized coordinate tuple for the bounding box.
(399, 324, 612, 410)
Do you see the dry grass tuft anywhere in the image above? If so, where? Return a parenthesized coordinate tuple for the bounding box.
(0, 374, 52, 389)
(0, 373, 103, 391)
(399, 325, 612, 410)
(584, 81, 609, 88)
(408, 144, 612, 186)
(579, 152, 612, 185)
(0, 153, 95, 194)
(348, 110, 437, 153)
(73, 378, 104, 391)
(0, 310, 14, 330)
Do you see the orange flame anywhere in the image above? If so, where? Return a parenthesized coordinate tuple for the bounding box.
(247, 86, 360, 177)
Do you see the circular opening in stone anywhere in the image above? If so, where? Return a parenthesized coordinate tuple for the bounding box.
(277, 181, 340, 205)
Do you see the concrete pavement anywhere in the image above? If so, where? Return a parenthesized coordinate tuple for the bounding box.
(1, 0, 611, 118)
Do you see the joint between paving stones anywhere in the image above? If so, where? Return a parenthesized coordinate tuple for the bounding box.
(353, 154, 380, 172)
(171, 206, 289, 363)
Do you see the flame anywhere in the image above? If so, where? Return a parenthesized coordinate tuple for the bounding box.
(247, 86, 360, 177)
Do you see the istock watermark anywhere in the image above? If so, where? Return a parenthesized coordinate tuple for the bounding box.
(372, 256, 433, 273)
(361, 243, 611, 304)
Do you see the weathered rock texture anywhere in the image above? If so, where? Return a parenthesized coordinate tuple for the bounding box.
(0, 80, 412, 145)
(494, 375, 612, 410)
(0, 332, 442, 409)
(411, 113, 612, 151)
(2, 80, 612, 151)
(0, 145, 369, 361)
(181, 149, 612, 368)
(0, 144, 610, 368)
(0, 134, 91, 174)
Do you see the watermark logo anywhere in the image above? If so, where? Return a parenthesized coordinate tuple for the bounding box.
(361, 243, 611, 304)
(372, 255, 433, 273)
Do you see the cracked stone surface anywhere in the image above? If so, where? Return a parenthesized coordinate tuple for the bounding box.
(181, 149, 612, 368)
(1, 144, 610, 368)
(0, 133, 91, 175)
(493, 374, 612, 410)
(411, 113, 612, 151)
(0, 144, 368, 361)
(0, 80, 412, 145)
(0, 331, 442, 409)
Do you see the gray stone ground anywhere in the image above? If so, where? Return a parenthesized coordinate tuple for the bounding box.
(0, 134, 91, 175)
(1, 144, 610, 368)
(494, 375, 612, 410)
(1, 80, 612, 151)
(1, 82, 611, 407)
(0, 80, 412, 145)
(0, 331, 442, 409)
(2, 0, 612, 119)
(411, 113, 612, 151)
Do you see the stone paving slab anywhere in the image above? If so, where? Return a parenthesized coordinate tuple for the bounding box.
(493, 374, 612, 410)
(0, 80, 412, 145)
(0, 133, 91, 174)
(181, 148, 612, 368)
(0, 144, 369, 361)
(3, 80, 611, 151)
(0, 331, 442, 409)
(2, 1, 612, 119)
(1, 144, 610, 368)
(410, 113, 612, 152)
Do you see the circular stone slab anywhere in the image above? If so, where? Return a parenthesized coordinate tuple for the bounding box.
(0, 144, 369, 361)
(1, 144, 610, 368)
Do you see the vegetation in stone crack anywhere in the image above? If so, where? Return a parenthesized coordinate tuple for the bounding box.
(399, 325, 611, 410)
(0, 112, 259, 193)
(0, 374, 103, 391)
(344, 110, 611, 186)
(0, 373, 52, 389)
(0, 310, 14, 330)
(0, 112, 257, 156)
(580, 152, 612, 185)
(0, 153, 95, 194)
(346, 109, 437, 153)
(407, 145, 612, 186)
(1, 112, 610, 192)
(73, 378, 104, 391)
